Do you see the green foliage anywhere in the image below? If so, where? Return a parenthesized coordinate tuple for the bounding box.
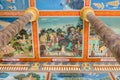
(14, 73, 41, 80)
(26, 73, 40, 80)
(8, 28, 33, 56)
(18, 29, 28, 39)
(76, 18, 83, 30)
(14, 74, 26, 80)
(103, 76, 111, 80)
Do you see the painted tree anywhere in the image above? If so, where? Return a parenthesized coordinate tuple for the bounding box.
(117, 75, 120, 80)
(14, 74, 26, 80)
(76, 18, 83, 30)
(12, 42, 22, 50)
(16, 29, 28, 39)
(56, 28, 62, 35)
(26, 73, 40, 80)
(51, 74, 57, 80)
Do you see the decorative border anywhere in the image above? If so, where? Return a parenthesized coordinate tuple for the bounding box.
(0, 0, 119, 62)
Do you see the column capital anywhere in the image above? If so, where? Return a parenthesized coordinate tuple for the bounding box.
(25, 7, 39, 22)
(80, 7, 95, 21)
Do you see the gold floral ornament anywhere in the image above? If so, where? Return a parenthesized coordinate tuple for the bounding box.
(25, 7, 39, 22)
(80, 7, 95, 21)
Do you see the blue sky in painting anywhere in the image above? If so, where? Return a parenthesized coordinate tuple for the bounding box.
(36, 0, 63, 10)
(0, 0, 29, 10)
(0, 17, 17, 22)
(38, 17, 82, 31)
(0, 17, 31, 30)
(99, 17, 120, 34)
(51, 73, 111, 80)
(0, 25, 3, 29)
(36, 0, 84, 10)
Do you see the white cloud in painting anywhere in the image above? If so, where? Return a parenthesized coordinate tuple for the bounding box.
(83, 78, 93, 80)
(59, 78, 64, 80)
(4, 76, 17, 80)
(40, 18, 48, 21)
(0, 20, 11, 27)
(111, 28, 120, 34)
